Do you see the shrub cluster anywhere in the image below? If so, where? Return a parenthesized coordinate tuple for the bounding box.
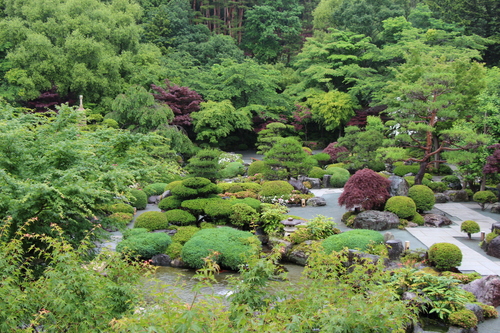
(247, 160, 269, 176)
(322, 229, 384, 254)
(143, 183, 168, 196)
(447, 309, 478, 329)
(107, 212, 134, 226)
(117, 231, 171, 260)
(129, 189, 147, 210)
(164, 209, 196, 226)
(220, 162, 245, 178)
(158, 196, 182, 211)
(108, 203, 135, 215)
(308, 166, 327, 179)
(428, 242, 463, 271)
(326, 167, 350, 188)
(229, 203, 259, 228)
(134, 211, 169, 231)
(218, 182, 262, 194)
(259, 181, 294, 197)
(384, 196, 417, 219)
(393, 164, 420, 177)
(408, 185, 435, 212)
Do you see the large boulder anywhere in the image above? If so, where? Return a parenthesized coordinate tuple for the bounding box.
(322, 175, 332, 188)
(423, 213, 453, 227)
(444, 190, 469, 202)
(435, 193, 448, 203)
(299, 176, 321, 189)
(490, 202, 500, 214)
(462, 275, 500, 307)
(284, 241, 315, 266)
(386, 239, 404, 261)
(307, 197, 327, 207)
(352, 210, 400, 231)
(289, 178, 310, 194)
(486, 235, 500, 259)
(465, 303, 484, 323)
(151, 254, 171, 266)
(388, 176, 410, 197)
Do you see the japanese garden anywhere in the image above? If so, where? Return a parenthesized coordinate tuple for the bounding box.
(2, 0, 500, 332)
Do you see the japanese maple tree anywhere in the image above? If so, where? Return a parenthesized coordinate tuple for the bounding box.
(338, 168, 391, 211)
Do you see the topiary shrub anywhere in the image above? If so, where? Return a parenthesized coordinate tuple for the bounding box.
(158, 196, 182, 211)
(165, 180, 183, 191)
(171, 177, 221, 200)
(229, 203, 259, 228)
(181, 227, 259, 270)
(472, 190, 497, 211)
(107, 212, 134, 226)
(165, 242, 183, 259)
(181, 198, 210, 216)
(338, 169, 391, 211)
(164, 209, 197, 226)
(408, 185, 435, 212)
(231, 197, 262, 211)
(204, 199, 233, 223)
(247, 160, 269, 176)
(427, 181, 448, 193)
(327, 167, 350, 188)
(220, 162, 245, 178)
(412, 213, 425, 226)
(448, 309, 478, 329)
(384, 196, 417, 219)
(460, 220, 480, 239)
(311, 153, 331, 166)
(129, 189, 148, 210)
(172, 226, 200, 244)
(393, 164, 420, 177)
(108, 203, 135, 215)
(428, 242, 462, 271)
(143, 183, 168, 196)
(134, 211, 169, 231)
(116, 232, 171, 260)
(322, 229, 384, 254)
(308, 166, 327, 179)
(259, 181, 294, 197)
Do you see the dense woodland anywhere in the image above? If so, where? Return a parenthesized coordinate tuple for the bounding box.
(2, 0, 500, 331)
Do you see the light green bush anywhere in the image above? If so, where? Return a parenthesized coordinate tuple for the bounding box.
(408, 185, 435, 212)
(327, 167, 351, 188)
(164, 209, 197, 226)
(129, 189, 147, 210)
(143, 183, 168, 196)
(172, 226, 200, 244)
(158, 196, 182, 211)
(259, 181, 294, 197)
(117, 232, 171, 260)
(322, 230, 384, 254)
(134, 211, 169, 231)
(108, 203, 135, 215)
(393, 164, 419, 177)
(428, 242, 462, 271)
(384, 196, 417, 219)
(308, 166, 327, 179)
(247, 160, 269, 176)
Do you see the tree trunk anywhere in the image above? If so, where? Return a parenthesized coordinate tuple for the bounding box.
(415, 161, 428, 185)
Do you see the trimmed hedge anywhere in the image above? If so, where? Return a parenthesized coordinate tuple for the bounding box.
(408, 185, 435, 212)
(108, 203, 135, 215)
(322, 229, 384, 254)
(327, 167, 350, 188)
(129, 189, 147, 210)
(260, 180, 294, 197)
(247, 160, 269, 176)
(116, 232, 171, 260)
(158, 196, 182, 211)
(308, 166, 327, 179)
(181, 227, 259, 270)
(134, 211, 169, 231)
(428, 242, 463, 271)
(172, 226, 201, 244)
(218, 182, 262, 193)
(204, 199, 233, 223)
(171, 177, 221, 200)
(384, 196, 417, 219)
(181, 198, 211, 216)
(143, 183, 168, 196)
(393, 164, 420, 177)
(164, 209, 197, 226)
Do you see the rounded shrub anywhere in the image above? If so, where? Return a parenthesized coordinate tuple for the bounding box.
(311, 153, 331, 166)
(428, 242, 463, 271)
(411, 213, 425, 226)
(199, 222, 216, 229)
(288, 225, 313, 244)
(448, 309, 478, 329)
(116, 232, 172, 260)
(473, 190, 497, 210)
(123, 228, 148, 239)
(460, 220, 480, 239)
(393, 164, 420, 177)
(220, 162, 245, 178)
(204, 199, 233, 223)
(164, 209, 197, 226)
(108, 203, 135, 215)
(322, 229, 384, 254)
(172, 226, 200, 244)
(129, 189, 147, 210)
(165, 180, 183, 191)
(108, 212, 134, 226)
(384, 196, 417, 219)
(427, 181, 448, 193)
(143, 183, 168, 196)
(181, 227, 259, 270)
(259, 180, 294, 197)
(408, 185, 435, 212)
(247, 160, 269, 176)
(181, 198, 211, 216)
(229, 203, 258, 227)
(158, 196, 182, 211)
(134, 211, 169, 231)
(230, 197, 262, 211)
(165, 242, 183, 259)
(308, 166, 327, 179)
(171, 177, 221, 200)
(327, 167, 351, 188)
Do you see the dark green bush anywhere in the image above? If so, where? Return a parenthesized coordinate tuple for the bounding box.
(172, 226, 201, 244)
(427, 181, 448, 193)
(322, 229, 384, 254)
(229, 203, 258, 227)
(308, 166, 327, 179)
(158, 196, 182, 211)
(441, 175, 460, 185)
(164, 209, 197, 226)
(428, 242, 462, 271)
(134, 211, 169, 231)
(171, 177, 221, 200)
(247, 160, 269, 176)
(108, 212, 134, 226)
(218, 182, 262, 194)
(384, 196, 417, 219)
(412, 213, 425, 226)
(116, 232, 172, 260)
(438, 164, 453, 175)
(204, 199, 233, 223)
(108, 203, 135, 215)
(129, 189, 147, 210)
(165, 242, 183, 259)
(122, 228, 148, 239)
(327, 167, 351, 188)
(259, 181, 294, 197)
(143, 183, 168, 196)
(393, 164, 420, 177)
(181, 227, 259, 270)
(220, 162, 245, 178)
(448, 309, 478, 328)
(408, 185, 435, 212)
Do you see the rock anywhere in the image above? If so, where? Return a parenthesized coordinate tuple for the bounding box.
(383, 232, 395, 242)
(444, 190, 469, 202)
(304, 177, 322, 189)
(322, 175, 332, 188)
(307, 197, 327, 207)
(491, 203, 500, 214)
(486, 235, 500, 259)
(284, 241, 315, 266)
(435, 193, 449, 203)
(148, 195, 160, 204)
(423, 214, 453, 227)
(448, 181, 463, 190)
(492, 222, 500, 233)
(352, 210, 400, 231)
(160, 190, 171, 200)
(465, 303, 484, 323)
(462, 275, 500, 307)
(289, 178, 310, 194)
(170, 258, 189, 268)
(269, 238, 293, 256)
(151, 254, 171, 266)
(152, 229, 177, 236)
(407, 222, 419, 228)
(388, 176, 410, 197)
(386, 239, 404, 260)
(447, 326, 478, 333)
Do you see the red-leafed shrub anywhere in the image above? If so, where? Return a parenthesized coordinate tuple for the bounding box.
(338, 168, 391, 211)
(484, 144, 500, 174)
(322, 142, 348, 163)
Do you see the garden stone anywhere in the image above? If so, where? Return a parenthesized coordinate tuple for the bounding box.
(160, 190, 171, 200)
(170, 258, 189, 269)
(322, 175, 332, 188)
(288, 178, 310, 194)
(153, 229, 177, 237)
(352, 210, 400, 231)
(423, 214, 452, 227)
(486, 235, 500, 259)
(447, 327, 478, 333)
(462, 275, 500, 307)
(490, 203, 500, 214)
(388, 175, 410, 197)
(492, 222, 500, 233)
(435, 193, 448, 203)
(307, 197, 326, 207)
(269, 238, 293, 255)
(447, 181, 463, 190)
(151, 254, 171, 266)
(465, 303, 484, 323)
(385, 239, 404, 261)
(444, 190, 469, 202)
(383, 232, 395, 241)
(148, 195, 160, 204)
(304, 177, 321, 189)
(284, 241, 314, 266)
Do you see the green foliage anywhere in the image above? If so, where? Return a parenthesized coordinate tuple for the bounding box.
(408, 185, 436, 212)
(460, 220, 480, 238)
(165, 180, 183, 191)
(304, 215, 339, 240)
(303, 90, 357, 132)
(165, 241, 183, 259)
(185, 150, 222, 181)
(247, 160, 269, 176)
(327, 167, 350, 188)
(107, 212, 134, 226)
(485, 232, 499, 244)
(260, 203, 288, 235)
(322, 230, 384, 254)
(220, 162, 245, 179)
(472, 190, 497, 210)
(256, 122, 295, 155)
(123, 228, 148, 240)
(393, 164, 420, 177)
(172, 226, 200, 245)
(108, 203, 135, 215)
(412, 213, 425, 226)
(384, 196, 417, 219)
(428, 181, 448, 193)
(117, 232, 172, 260)
(259, 181, 294, 197)
(231, 198, 262, 212)
(144, 183, 168, 197)
(218, 182, 263, 195)
(478, 304, 499, 319)
(204, 199, 233, 223)
(264, 137, 315, 180)
(288, 225, 313, 244)
(134, 211, 169, 231)
(180, 198, 210, 216)
(229, 203, 259, 228)
(181, 227, 259, 270)
(171, 177, 221, 200)
(129, 189, 148, 210)
(308, 166, 327, 179)
(448, 309, 478, 328)
(164, 209, 196, 226)
(199, 222, 216, 229)
(428, 243, 463, 271)
(158, 196, 182, 211)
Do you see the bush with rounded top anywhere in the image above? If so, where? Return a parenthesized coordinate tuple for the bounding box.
(327, 167, 350, 188)
(172, 226, 200, 244)
(230, 197, 262, 211)
(165, 180, 183, 191)
(143, 183, 168, 196)
(393, 164, 420, 177)
(164, 209, 196, 226)
(247, 160, 269, 176)
(448, 309, 478, 328)
(123, 228, 148, 239)
(384, 196, 417, 219)
(229, 203, 258, 227)
(322, 142, 348, 163)
(308, 166, 327, 179)
(473, 190, 497, 210)
(116, 232, 171, 260)
(259, 181, 294, 197)
(220, 162, 245, 178)
(311, 153, 331, 166)
(108, 212, 134, 226)
(204, 199, 233, 223)
(134, 211, 169, 231)
(171, 177, 221, 200)
(412, 213, 425, 226)
(129, 189, 147, 210)
(218, 182, 262, 194)
(338, 168, 391, 211)
(322, 229, 384, 254)
(108, 203, 135, 215)
(427, 181, 448, 193)
(180, 198, 210, 216)
(460, 220, 480, 239)
(428, 242, 462, 271)
(408, 185, 435, 212)
(158, 196, 182, 211)
(181, 227, 259, 270)
(165, 242, 183, 259)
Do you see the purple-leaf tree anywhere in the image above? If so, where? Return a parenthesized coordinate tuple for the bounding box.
(484, 144, 500, 174)
(338, 168, 391, 211)
(323, 142, 349, 163)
